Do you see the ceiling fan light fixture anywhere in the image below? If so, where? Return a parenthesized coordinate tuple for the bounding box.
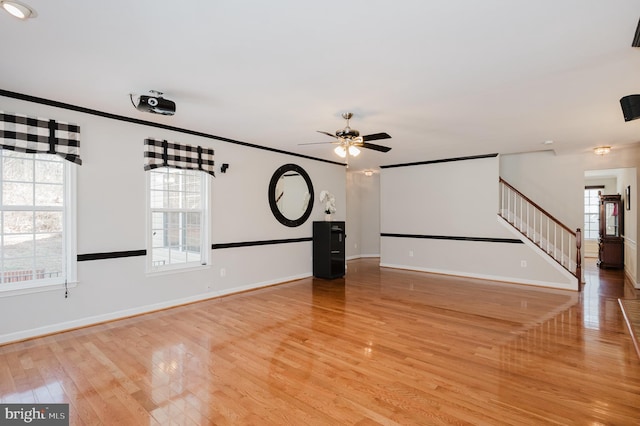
(1, 0, 36, 19)
(334, 145, 347, 158)
(594, 145, 611, 156)
(302, 112, 391, 157)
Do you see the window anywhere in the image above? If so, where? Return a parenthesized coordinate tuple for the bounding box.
(0, 149, 76, 290)
(584, 187, 602, 240)
(148, 167, 209, 272)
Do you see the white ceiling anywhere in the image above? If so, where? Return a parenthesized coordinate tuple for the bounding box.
(2, 0, 640, 171)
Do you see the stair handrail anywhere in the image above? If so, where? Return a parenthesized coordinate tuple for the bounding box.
(499, 178, 582, 288)
(499, 178, 576, 237)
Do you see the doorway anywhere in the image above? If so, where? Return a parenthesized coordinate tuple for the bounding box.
(584, 168, 636, 274)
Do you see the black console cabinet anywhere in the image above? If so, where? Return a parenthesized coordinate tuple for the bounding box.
(313, 221, 345, 279)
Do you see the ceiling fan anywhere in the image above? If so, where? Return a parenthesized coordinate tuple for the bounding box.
(300, 112, 392, 158)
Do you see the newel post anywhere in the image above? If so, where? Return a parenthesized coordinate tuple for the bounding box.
(576, 228, 582, 291)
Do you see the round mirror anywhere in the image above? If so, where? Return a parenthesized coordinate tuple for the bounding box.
(268, 164, 314, 227)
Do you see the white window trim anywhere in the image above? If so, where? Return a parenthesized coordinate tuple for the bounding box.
(145, 168, 210, 274)
(0, 155, 78, 298)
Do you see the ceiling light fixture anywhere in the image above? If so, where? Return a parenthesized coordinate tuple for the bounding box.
(1, 0, 36, 19)
(364, 170, 374, 177)
(334, 143, 361, 158)
(334, 146, 347, 158)
(594, 146, 611, 156)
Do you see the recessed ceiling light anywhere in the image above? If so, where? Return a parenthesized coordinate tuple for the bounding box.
(1, 1, 36, 19)
(543, 140, 554, 145)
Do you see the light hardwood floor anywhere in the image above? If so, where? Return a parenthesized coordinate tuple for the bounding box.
(1, 258, 639, 425)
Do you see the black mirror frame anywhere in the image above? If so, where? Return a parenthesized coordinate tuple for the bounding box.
(268, 163, 314, 227)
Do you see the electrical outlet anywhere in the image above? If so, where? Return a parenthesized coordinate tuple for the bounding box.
(409, 250, 414, 257)
(220, 268, 226, 277)
(520, 260, 527, 268)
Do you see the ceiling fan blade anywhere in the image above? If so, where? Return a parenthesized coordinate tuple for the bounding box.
(362, 132, 391, 142)
(317, 130, 338, 138)
(361, 142, 392, 153)
(298, 141, 338, 146)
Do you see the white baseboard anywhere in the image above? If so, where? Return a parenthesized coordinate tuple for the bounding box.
(0, 272, 312, 345)
(346, 254, 380, 260)
(379, 262, 578, 291)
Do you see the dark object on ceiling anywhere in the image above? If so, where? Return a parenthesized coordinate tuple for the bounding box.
(130, 90, 176, 116)
(620, 95, 640, 122)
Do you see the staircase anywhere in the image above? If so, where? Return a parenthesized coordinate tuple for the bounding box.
(498, 178, 581, 289)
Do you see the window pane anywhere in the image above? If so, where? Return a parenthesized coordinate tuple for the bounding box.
(3, 211, 33, 233)
(151, 247, 168, 267)
(35, 233, 62, 257)
(167, 212, 180, 247)
(2, 257, 35, 283)
(35, 160, 63, 183)
(185, 192, 200, 209)
(3, 234, 34, 258)
(150, 171, 165, 190)
(167, 171, 181, 191)
(150, 189, 165, 209)
(185, 174, 200, 192)
(35, 211, 63, 232)
(36, 257, 63, 280)
(3, 182, 34, 205)
(2, 156, 33, 181)
(35, 183, 63, 206)
(167, 191, 182, 209)
(151, 212, 165, 247)
(186, 212, 201, 252)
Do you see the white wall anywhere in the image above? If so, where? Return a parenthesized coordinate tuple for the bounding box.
(380, 155, 575, 289)
(346, 171, 380, 259)
(619, 167, 637, 284)
(499, 151, 583, 231)
(359, 173, 381, 257)
(346, 172, 361, 259)
(584, 176, 616, 196)
(0, 95, 346, 344)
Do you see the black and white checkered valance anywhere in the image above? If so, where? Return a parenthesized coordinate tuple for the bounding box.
(144, 138, 215, 177)
(0, 112, 82, 165)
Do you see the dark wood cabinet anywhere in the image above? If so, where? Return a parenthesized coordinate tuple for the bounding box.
(598, 193, 624, 269)
(313, 221, 345, 279)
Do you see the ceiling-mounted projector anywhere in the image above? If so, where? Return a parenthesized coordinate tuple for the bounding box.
(130, 90, 176, 116)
